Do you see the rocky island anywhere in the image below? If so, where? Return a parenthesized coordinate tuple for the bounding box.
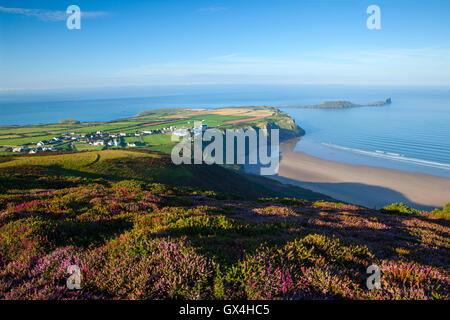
(282, 97, 392, 109)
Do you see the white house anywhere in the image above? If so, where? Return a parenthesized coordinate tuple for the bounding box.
(29, 148, 42, 154)
(92, 140, 104, 146)
(172, 129, 190, 137)
(13, 146, 28, 152)
(107, 139, 119, 147)
(37, 141, 48, 146)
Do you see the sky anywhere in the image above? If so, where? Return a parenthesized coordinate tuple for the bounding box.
(1, 0, 450, 91)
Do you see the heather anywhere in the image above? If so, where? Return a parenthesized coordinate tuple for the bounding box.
(0, 172, 449, 300)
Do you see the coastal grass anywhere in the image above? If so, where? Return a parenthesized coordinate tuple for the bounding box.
(0, 150, 157, 171)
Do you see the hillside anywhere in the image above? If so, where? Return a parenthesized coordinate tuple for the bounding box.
(0, 164, 448, 299)
(0, 150, 328, 201)
(0, 108, 448, 301)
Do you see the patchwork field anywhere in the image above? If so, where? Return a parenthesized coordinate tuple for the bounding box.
(0, 107, 276, 146)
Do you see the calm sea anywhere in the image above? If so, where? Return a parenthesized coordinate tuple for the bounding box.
(1, 85, 449, 177)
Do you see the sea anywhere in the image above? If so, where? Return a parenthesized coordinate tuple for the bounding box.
(1, 85, 449, 177)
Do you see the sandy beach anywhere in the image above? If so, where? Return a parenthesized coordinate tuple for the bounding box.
(271, 139, 450, 210)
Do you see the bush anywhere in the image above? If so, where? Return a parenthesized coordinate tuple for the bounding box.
(0, 217, 56, 268)
(84, 237, 216, 299)
(112, 180, 146, 192)
(431, 203, 450, 220)
(381, 203, 420, 215)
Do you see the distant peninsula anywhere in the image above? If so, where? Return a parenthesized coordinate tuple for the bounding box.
(282, 98, 392, 109)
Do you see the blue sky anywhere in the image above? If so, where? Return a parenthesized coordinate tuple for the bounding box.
(1, 0, 450, 91)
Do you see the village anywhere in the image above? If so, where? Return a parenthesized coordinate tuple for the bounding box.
(2, 122, 208, 154)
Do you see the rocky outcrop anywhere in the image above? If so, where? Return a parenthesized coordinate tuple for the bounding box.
(282, 98, 392, 109)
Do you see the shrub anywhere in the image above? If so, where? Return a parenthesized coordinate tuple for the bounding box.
(214, 234, 372, 300)
(381, 203, 420, 215)
(112, 180, 146, 192)
(84, 237, 216, 299)
(365, 261, 450, 300)
(0, 217, 56, 267)
(431, 203, 450, 220)
(0, 247, 96, 299)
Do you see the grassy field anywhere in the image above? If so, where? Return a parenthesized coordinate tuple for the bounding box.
(74, 144, 105, 152)
(0, 150, 157, 171)
(0, 149, 327, 201)
(141, 133, 172, 145)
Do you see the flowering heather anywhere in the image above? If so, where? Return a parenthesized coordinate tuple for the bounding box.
(82, 237, 216, 299)
(0, 177, 449, 300)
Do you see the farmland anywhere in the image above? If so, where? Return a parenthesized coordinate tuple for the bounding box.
(0, 107, 283, 150)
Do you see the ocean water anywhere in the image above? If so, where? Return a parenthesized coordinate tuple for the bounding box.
(0, 85, 449, 177)
(280, 89, 450, 178)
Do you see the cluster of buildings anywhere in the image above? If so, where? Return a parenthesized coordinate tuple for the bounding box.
(8, 123, 209, 154)
(132, 126, 176, 137)
(36, 136, 64, 146)
(66, 131, 120, 148)
(11, 136, 66, 153)
(172, 124, 209, 137)
(12, 145, 56, 154)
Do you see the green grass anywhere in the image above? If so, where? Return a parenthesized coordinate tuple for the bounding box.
(0, 150, 157, 171)
(75, 145, 105, 151)
(0, 149, 328, 201)
(141, 134, 172, 145)
(0, 134, 59, 146)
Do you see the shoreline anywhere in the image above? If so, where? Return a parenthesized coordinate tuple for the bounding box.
(270, 138, 450, 210)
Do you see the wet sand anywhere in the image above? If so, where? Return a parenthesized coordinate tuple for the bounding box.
(270, 139, 450, 210)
